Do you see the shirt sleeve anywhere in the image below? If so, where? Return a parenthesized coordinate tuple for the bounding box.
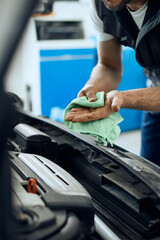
(90, 0, 114, 41)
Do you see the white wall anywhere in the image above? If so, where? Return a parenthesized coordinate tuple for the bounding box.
(4, 34, 24, 99)
(5, 0, 96, 114)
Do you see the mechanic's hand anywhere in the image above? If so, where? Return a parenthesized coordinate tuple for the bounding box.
(77, 84, 97, 102)
(65, 90, 123, 123)
(107, 90, 123, 112)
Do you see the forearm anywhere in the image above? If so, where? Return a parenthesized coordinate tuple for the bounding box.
(85, 62, 122, 93)
(121, 87, 160, 112)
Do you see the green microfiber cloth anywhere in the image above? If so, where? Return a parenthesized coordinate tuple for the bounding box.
(64, 92, 123, 146)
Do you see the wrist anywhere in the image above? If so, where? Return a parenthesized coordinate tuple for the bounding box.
(120, 90, 135, 109)
(120, 91, 126, 108)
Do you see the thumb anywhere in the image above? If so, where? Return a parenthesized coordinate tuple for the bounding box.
(84, 85, 97, 102)
(111, 96, 121, 112)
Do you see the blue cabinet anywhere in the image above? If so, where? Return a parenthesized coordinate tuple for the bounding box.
(40, 47, 97, 117)
(118, 47, 147, 131)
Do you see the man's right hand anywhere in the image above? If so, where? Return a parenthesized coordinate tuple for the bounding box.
(77, 84, 97, 102)
(65, 90, 123, 123)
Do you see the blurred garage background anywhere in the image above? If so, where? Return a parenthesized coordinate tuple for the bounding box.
(5, 0, 147, 155)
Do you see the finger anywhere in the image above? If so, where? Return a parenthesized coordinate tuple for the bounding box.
(71, 109, 90, 115)
(72, 111, 101, 123)
(65, 112, 87, 122)
(65, 114, 74, 121)
(65, 112, 79, 121)
(65, 110, 89, 121)
(83, 86, 97, 102)
(112, 97, 120, 112)
(71, 107, 88, 112)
